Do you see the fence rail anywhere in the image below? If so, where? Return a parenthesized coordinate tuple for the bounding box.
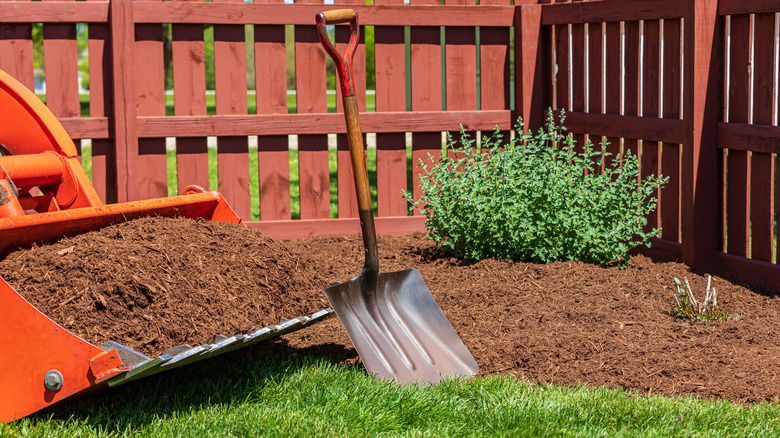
(2, 0, 780, 293)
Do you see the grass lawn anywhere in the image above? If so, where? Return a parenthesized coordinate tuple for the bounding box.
(4, 345, 780, 437)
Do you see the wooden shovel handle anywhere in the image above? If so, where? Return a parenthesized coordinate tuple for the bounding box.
(319, 9, 356, 24)
(316, 10, 379, 271)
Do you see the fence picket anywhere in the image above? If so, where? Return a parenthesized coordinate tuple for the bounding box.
(214, 0, 251, 220)
(254, 19, 291, 221)
(410, 0, 443, 213)
(750, 13, 775, 262)
(661, 18, 681, 243)
(623, 20, 640, 159)
(133, 16, 168, 201)
(725, 14, 750, 257)
(295, 16, 330, 219)
(86, 0, 115, 203)
(374, 0, 408, 218)
(172, 0, 209, 195)
(642, 19, 661, 232)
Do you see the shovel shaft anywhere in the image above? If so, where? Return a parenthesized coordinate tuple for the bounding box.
(317, 10, 379, 272)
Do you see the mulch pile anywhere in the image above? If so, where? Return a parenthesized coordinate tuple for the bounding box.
(0, 217, 330, 357)
(3, 217, 780, 404)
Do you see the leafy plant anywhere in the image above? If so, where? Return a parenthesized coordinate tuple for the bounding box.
(670, 276, 733, 323)
(404, 109, 668, 266)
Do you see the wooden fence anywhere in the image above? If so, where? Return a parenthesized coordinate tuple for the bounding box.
(1, 0, 780, 292)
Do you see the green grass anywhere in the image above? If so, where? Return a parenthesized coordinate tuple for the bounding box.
(4, 345, 780, 437)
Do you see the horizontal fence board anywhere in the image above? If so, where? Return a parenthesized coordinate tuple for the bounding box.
(542, 0, 682, 25)
(719, 123, 780, 154)
(718, 0, 780, 16)
(135, 110, 512, 137)
(717, 252, 780, 294)
(0, 1, 109, 23)
(559, 112, 685, 144)
(132, 3, 516, 27)
(59, 117, 110, 139)
(249, 215, 427, 240)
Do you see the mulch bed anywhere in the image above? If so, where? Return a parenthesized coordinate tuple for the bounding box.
(2, 217, 780, 404)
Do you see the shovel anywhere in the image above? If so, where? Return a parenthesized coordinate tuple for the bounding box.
(315, 9, 478, 384)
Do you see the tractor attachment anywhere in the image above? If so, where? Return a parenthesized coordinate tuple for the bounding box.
(0, 69, 332, 423)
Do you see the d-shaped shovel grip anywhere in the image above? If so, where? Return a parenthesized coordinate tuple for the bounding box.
(316, 9, 379, 272)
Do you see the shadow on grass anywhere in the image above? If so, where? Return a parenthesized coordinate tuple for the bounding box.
(28, 339, 359, 429)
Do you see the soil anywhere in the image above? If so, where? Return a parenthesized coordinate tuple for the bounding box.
(2, 217, 780, 404)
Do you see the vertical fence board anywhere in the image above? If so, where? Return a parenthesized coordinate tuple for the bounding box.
(726, 14, 750, 257)
(642, 19, 661, 231)
(255, 22, 291, 221)
(374, 0, 407, 217)
(603, 21, 621, 168)
(623, 20, 640, 158)
(172, 0, 209, 195)
(410, 0, 442, 212)
(480, 0, 510, 118)
(750, 13, 776, 262)
(86, 0, 116, 203)
(444, 0, 477, 113)
(295, 23, 330, 219)
(587, 21, 603, 163)
(214, 0, 251, 220)
(516, 4, 544, 133)
(42, 0, 80, 120)
(661, 18, 681, 242)
(570, 18, 585, 149)
(554, 19, 569, 113)
(336, 0, 367, 219)
(133, 21, 168, 201)
(0, 0, 34, 90)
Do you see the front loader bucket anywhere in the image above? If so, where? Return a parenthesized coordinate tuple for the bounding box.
(0, 69, 334, 422)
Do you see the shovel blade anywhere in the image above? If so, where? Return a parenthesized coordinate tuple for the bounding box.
(325, 268, 477, 384)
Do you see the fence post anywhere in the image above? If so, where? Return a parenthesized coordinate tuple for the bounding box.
(682, 0, 719, 272)
(110, 0, 137, 203)
(515, 3, 545, 133)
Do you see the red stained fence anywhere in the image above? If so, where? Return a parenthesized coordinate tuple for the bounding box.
(1, 0, 779, 292)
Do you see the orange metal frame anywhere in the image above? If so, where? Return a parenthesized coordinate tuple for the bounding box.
(0, 68, 244, 422)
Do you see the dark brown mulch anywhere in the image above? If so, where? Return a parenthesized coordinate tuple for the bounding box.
(2, 217, 780, 404)
(0, 217, 330, 357)
(282, 234, 780, 405)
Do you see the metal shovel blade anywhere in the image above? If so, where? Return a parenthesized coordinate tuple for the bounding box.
(325, 268, 478, 384)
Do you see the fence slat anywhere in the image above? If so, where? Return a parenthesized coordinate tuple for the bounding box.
(661, 18, 681, 243)
(374, 0, 408, 218)
(725, 14, 750, 257)
(623, 20, 640, 158)
(587, 21, 603, 162)
(554, 14, 568, 113)
(603, 21, 620, 168)
(214, 0, 251, 220)
(750, 12, 775, 263)
(255, 21, 291, 221)
(410, 0, 443, 213)
(172, 0, 209, 196)
(295, 23, 330, 219)
(132, 18, 168, 201)
(570, 18, 585, 150)
(336, 0, 366, 219)
(642, 19, 661, 231)
(0, 0, 34, 90)
(86, 0, 116, 203)
(480, 0, 511, 147)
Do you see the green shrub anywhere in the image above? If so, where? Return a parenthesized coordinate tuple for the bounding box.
(404, 110, 668, 266)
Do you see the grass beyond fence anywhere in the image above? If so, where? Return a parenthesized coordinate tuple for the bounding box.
(3, 345, 779, 437)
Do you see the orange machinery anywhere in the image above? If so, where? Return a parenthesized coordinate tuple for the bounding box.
(0, 69, 332, 422)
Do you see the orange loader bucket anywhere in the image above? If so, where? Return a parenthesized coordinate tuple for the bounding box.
(0, 69, 332, 422)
